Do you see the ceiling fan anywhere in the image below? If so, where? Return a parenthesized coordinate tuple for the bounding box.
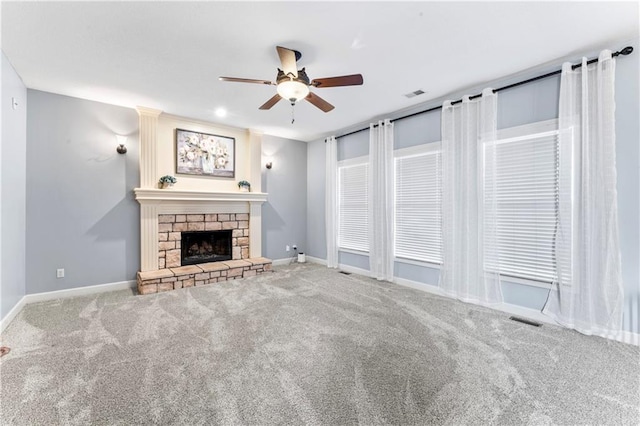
(219, 46, 363, 114)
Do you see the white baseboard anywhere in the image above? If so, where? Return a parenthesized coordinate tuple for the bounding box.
(306, 256, 327, 266)
(323, 261, 639, 346)
(0, 296, 27, 335)
(618, 330, 640, 346)
(0, 280, 136, 335)
(273, 256, 369, 275)
(337, 263, 372, 277)
(394, 276, 442, 295)
(393, 276, 638, 344)
(496, 301, 557, 326)
(272, 257, 296, 266)
(23, 280, 136, 304)
(3, 268, 638, 346)
(395, 276, 560, 327)
(273, 256, 327, 267)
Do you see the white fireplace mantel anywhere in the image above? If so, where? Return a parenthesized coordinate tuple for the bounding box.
(134, 188, 268, 203)
(134, 188, 268, 272)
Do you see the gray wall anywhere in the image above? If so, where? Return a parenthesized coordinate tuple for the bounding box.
(306, 138, 326, 260)
(262, 134, 307, 260)
(308, 37, 640, 334)
(1, 52, 27, 321)
(615, 38, 640, 334)
(26, 90, 139, 294)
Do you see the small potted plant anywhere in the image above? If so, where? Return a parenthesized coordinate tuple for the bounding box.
(237, 180, 251, 192)
(159, 175, 177, 189)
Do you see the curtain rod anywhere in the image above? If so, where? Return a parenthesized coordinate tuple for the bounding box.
(333, 46, 634, 140)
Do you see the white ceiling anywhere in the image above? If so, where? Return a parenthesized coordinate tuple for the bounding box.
(2, 2, 638, 142)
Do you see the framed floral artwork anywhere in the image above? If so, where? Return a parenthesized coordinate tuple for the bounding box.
(175, 129, 235, 178)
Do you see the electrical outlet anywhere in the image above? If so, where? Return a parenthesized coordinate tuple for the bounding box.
(292, 245, 297, 250)
(285, 245, 290, 252)
(56, 268, 65, 278)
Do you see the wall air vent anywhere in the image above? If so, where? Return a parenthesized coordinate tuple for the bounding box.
(404, 89, 425, 99)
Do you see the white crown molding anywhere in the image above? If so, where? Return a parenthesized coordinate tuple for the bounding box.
(135, 106, 163, 117)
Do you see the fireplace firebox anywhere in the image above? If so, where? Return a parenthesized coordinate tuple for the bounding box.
(181, 230, 232, 266)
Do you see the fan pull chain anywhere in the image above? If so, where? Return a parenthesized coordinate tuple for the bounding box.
(291, 103, 295, 124)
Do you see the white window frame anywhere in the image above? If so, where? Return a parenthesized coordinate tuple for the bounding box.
(393, 142, 442, 268)
(483, 118, 565, 289)
(337, 155, 369, 254)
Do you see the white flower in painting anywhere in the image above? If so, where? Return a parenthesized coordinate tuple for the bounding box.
(186, 151, 195, 161)
(216, 156, 227, 168)
(179, 147, 186, 156)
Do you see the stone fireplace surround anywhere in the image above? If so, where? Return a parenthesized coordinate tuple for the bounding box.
(158, 213, 249, 269)
(133, 107, 271, 295)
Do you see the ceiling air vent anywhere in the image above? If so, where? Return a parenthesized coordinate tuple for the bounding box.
(404, 89, 425, 99)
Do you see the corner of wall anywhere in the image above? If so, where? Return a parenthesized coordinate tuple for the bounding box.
(0, 51, 27, 323)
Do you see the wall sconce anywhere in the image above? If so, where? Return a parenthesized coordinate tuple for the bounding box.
(265, 161, 273, 169)
(116, 135, 127, 154)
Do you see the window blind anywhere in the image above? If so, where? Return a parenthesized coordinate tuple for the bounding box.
(484, 130, 561, 283)
(395, 150, 442, 264)
(338, 162, 369, 252)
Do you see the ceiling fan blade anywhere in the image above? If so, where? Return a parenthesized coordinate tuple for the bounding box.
(219, 77, 274, 85)
(305, 92, 334, 113)
(259, 94, 282, 110)
(311, 74, 364, 88)
(276, 46, 298, 78)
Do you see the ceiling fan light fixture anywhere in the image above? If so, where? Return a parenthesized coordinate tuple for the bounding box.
(220, 46, 361, 114)
(277, 80, 309, 103)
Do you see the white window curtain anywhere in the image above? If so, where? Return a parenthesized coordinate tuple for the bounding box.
(325, 136, 338, 268)
(543, 50, 624, 335)
(440, 89, 502, 304)
(368, 119, 394, 281)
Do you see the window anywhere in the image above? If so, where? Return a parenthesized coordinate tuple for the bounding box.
(483, 120, 567, 283)
(394, 144, 442, 264)
(338, 159, 368, 252)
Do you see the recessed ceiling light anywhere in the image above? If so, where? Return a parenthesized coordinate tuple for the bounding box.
(215, 108, 227, 117)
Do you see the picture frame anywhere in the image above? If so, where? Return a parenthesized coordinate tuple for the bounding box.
(175, 128, 235, 178)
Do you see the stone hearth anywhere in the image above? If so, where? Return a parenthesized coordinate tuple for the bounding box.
(137, 257, 272, 294)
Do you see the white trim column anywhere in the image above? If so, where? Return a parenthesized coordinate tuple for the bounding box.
(136, 106, 162, 188)
(249, 129, 263, 193)
(140, 203, 159, 271)
(249, 201, 263, 258)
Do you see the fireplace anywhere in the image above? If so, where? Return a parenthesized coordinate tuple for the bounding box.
(181, 230, 232, 266)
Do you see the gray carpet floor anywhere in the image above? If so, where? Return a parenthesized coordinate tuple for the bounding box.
(0, 263, 638, 425)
